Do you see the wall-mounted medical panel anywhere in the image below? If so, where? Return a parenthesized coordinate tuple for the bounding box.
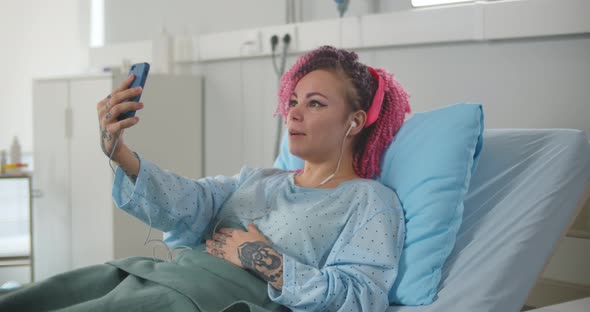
(297, 19, 341, 51)
(361, 3, 483, 48)
(483, 0, 590, 40)
(296, 17, 362, 51)
(340, 17, 363, 49)
(199, 29, 262, 61)
(259, 24, 298, 56)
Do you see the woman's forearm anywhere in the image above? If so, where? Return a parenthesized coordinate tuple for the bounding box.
(112, 145, 140, 182)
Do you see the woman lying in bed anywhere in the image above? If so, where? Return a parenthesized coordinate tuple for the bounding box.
(0, 46, 410, 312)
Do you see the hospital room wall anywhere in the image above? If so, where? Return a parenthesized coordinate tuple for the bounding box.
(104, 0, 284, 44)
(0, 0, 88, 153)
(197, 35, 590, 176)
(371, 37, 590, 132)
(103, 0, 408, 44)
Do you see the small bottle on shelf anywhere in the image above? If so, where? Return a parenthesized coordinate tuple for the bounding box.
(10, 136, 21, 164)
(0, 150, 6, 175)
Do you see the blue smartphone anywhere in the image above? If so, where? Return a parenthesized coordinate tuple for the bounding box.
(117, 62, 150, 121)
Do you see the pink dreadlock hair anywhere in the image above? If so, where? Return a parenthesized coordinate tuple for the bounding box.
(275, 46, 411, 179)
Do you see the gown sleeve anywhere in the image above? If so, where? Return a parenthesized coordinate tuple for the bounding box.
(112, 154, 250, 247)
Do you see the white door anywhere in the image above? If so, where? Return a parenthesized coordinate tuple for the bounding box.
(69, 78, 114, 269)
(32, 80, 71, 281)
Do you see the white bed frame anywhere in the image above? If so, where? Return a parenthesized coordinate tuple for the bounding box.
(527, 179, 590, 307)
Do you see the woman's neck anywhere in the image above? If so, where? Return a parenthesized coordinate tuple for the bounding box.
(294, 153, 359, 188)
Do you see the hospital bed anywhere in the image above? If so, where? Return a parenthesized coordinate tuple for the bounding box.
(387, 129, 590, 311)
(1, 129, 588, 311)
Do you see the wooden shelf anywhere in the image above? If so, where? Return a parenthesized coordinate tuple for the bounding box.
(0, 257, 31, 267)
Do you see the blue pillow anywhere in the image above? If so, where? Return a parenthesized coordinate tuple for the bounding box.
(274, 103, 484, 305)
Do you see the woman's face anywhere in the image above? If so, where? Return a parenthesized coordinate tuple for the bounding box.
(287, 69, 353, 163)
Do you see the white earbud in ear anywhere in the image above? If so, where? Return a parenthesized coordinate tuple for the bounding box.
(345, 120, 356, 137)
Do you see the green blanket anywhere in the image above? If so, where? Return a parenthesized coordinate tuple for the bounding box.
(0, 245, 287, 312)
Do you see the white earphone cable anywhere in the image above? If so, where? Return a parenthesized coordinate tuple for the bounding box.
(318, 121, 356, 186)
(107, 130, 192, 263)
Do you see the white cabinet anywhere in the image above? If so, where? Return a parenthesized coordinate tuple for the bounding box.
(32, 73, 203, 281)
(0, 176, 33, 285)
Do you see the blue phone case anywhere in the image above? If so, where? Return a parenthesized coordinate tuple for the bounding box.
(117, 62, 150, 121)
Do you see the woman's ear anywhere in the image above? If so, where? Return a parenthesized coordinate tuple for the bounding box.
(350, 111, 366, 135)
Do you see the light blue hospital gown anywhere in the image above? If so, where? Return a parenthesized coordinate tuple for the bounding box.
(112, 155, 405, 312)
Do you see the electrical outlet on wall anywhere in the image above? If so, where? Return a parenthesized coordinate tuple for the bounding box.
(260, 25, 297, 55)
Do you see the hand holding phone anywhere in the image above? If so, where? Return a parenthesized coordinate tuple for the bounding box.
(117, 62, 150, 121)
(97, 62, 149, 161)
